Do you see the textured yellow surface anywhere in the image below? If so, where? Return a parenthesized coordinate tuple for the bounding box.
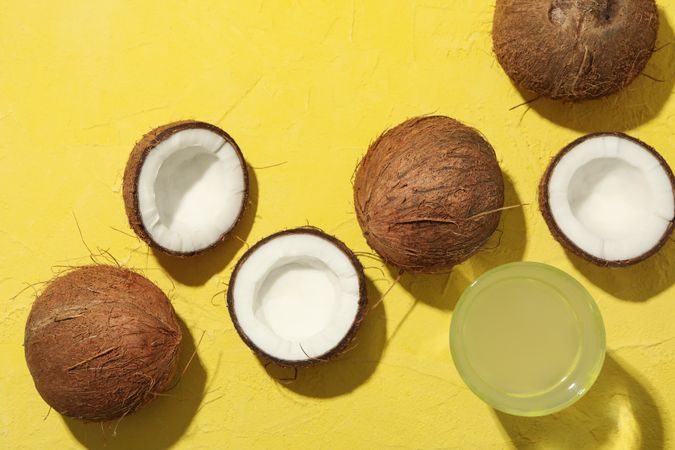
(1, 1, 674, 449)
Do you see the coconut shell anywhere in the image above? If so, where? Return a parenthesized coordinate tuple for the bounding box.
(122, 120, 249, 257)
(24, 266, 182, 421)
(493, 0, 659, 101)
(539, 132, 675, 267)
(227, 227, 368, 368)
(354, 116, 505, 273)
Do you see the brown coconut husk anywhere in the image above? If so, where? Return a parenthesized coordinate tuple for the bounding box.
(354, 116, 505, 273)
(122, 120, 249, 257)
(227, 228, 368, 368)
(539, 132, 675, 267)
(24, 266, 182, 421)
(493, 0, 659, 101)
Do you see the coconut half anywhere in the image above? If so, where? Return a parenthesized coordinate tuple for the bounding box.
(540, 133, 675, 266)
(227, 228, 367, 367)
(123, 121, 248, 256)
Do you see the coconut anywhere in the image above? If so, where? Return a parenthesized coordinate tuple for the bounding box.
(123, 120, 248, 256)
(24, 265, 182, 421)
(354, 116, 505, 273)
(540, 133, 675, 267)
(227, 228, 367, 367)
(493, 0, 659, 101)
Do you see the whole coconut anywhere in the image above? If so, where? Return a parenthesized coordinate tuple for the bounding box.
(354, 116, 504, 273)
(493, 0, 659, 101)
(24, 265, 182, 421)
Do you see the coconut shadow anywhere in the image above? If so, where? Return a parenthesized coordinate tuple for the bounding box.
(564, 238, 675, 302)
(390, 173, 527, 311)
(495, 354, 664, 450)
(257, 277, 387, 398)
(153, 166, 259, 286)
(64, 315, 206, 450)
(511, 9, 674, 132)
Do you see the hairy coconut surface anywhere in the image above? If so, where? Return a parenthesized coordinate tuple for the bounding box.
(540, 132, 675, 267)
(123, 120, 248, 256)
(354, 116, 505, 273)
(493, 0, 659, 101)
(228, 228, 367, 367)
(24, 266, 182, 421)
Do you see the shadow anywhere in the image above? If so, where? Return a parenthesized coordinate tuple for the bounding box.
(496, 354, 664, 450)
(154, 167, 259, 286)
(515, 9, 674, 132)
(392, 173, 527, 310)
(65, 316, 207, 450)
(259, 277, 387, 398)
(566, 238, 675, 302)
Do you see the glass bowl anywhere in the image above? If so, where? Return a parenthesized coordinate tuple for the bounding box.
(450, 262, 606, 416)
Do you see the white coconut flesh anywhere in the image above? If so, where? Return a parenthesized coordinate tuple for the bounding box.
(547, 135, 674, 262)
(137, 127, 246, 253)
(232, 233, 362, 362)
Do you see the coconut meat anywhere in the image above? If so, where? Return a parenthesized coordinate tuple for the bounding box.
(232, 233, 361, 362)
(137, 127, 246, 253)
(547, 135, 674, 261)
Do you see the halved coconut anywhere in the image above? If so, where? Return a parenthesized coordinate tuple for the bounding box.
(540, 133, 675, 266)
(123, 121, 248, 256)
(227, 228, 367, 367)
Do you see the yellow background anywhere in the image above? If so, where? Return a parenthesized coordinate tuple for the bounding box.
(1, 1, 674, 449)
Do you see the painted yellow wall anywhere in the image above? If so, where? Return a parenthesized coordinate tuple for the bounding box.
(1, 1, 673, 449)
